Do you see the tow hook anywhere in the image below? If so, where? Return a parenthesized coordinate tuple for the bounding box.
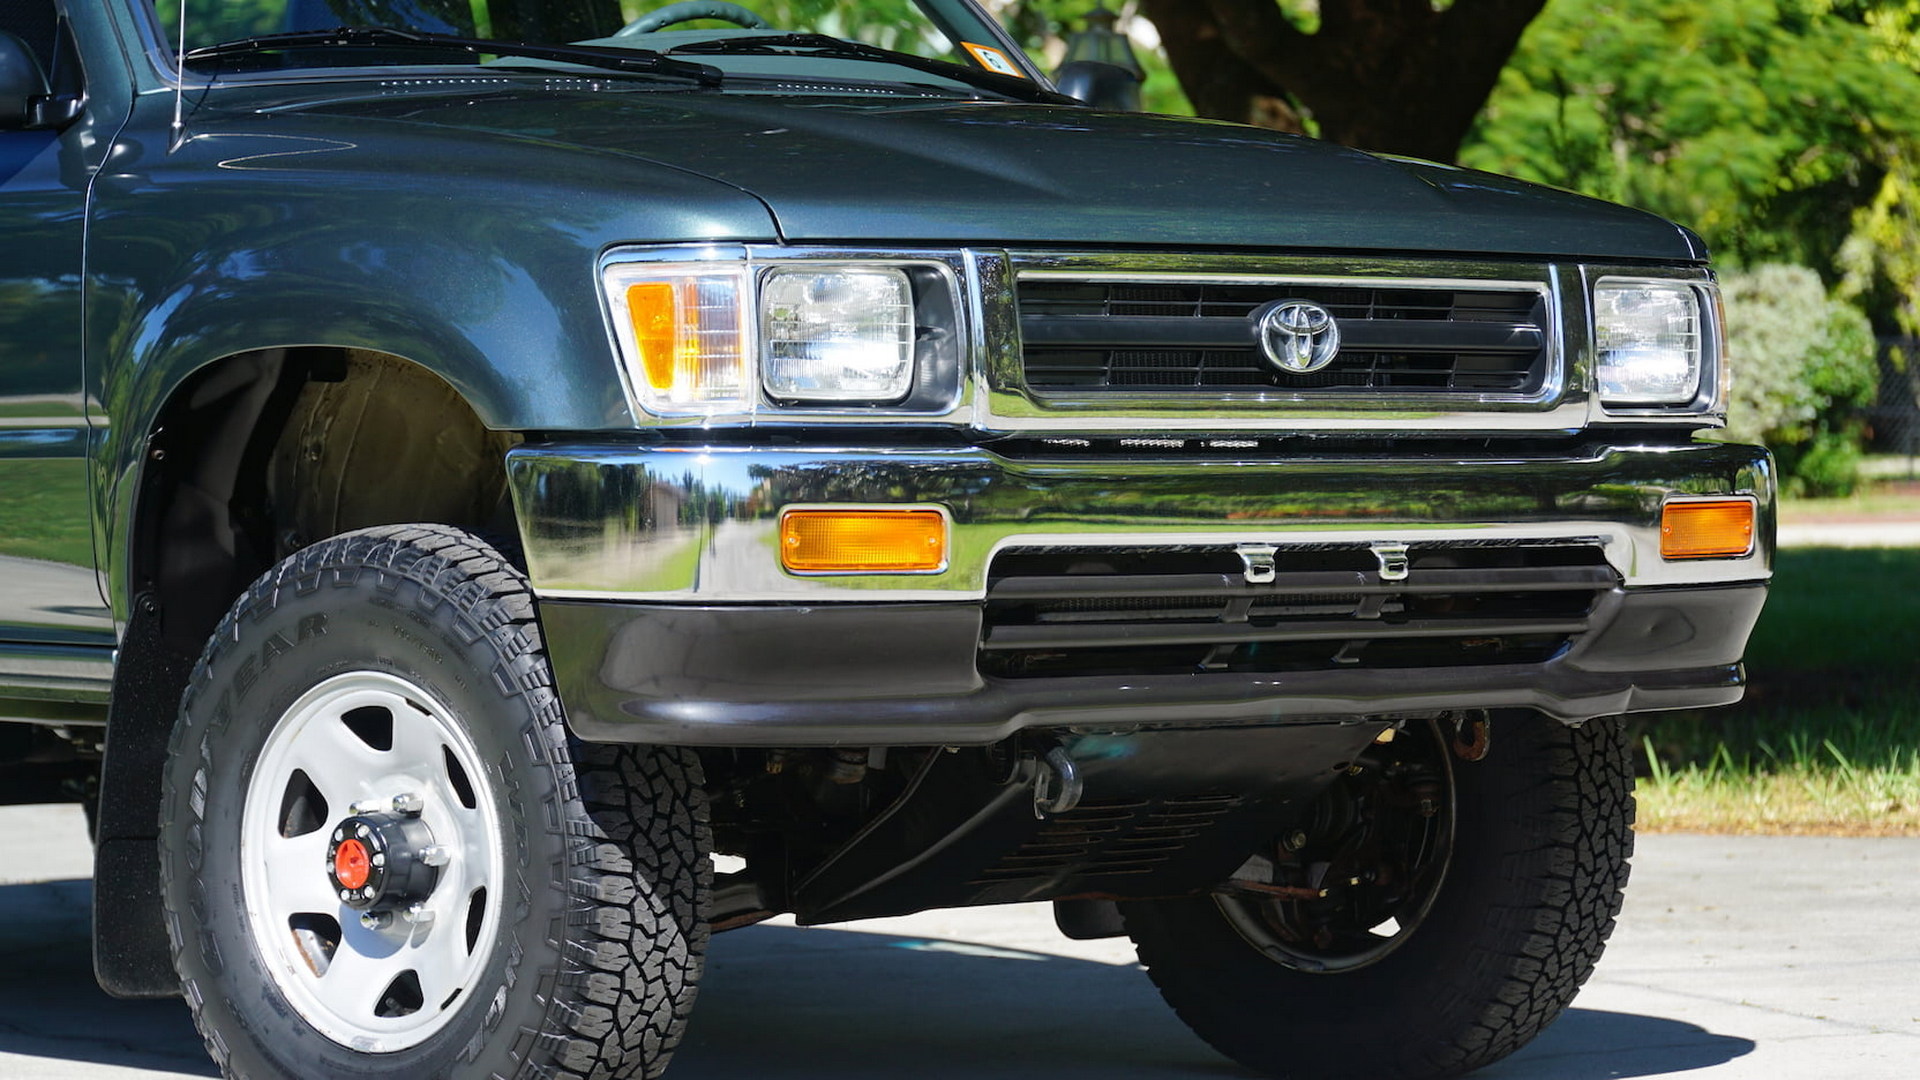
(1451, 712, 1492, 762)
(1032, 746, 1084, 818)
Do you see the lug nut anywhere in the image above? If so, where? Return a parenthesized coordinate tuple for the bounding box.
(359, 911, 393, 931)
(391, 792, 424, 816)
(1281, 830, 1310, 853)
(403, 903, 434, 926)
(419, 845, 450, 867)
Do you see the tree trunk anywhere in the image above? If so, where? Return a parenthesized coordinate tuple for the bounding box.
(1140, 0, 1547, 163)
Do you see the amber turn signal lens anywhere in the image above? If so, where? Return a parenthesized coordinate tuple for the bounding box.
(1661, 500, 1755, 559)
(625, 281, 682, 392)
(781, 509, 948, 573)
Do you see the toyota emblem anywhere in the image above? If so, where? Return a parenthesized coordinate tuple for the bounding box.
(1256, 300, 1341, 374)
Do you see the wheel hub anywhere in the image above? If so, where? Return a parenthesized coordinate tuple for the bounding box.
(326, 808, 447, 911)
(1216, 717, 1456, 973)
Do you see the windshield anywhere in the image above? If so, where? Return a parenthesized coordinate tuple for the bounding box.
(153, 0, 1041, 91)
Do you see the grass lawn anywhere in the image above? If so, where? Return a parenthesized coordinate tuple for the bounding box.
(1636, 546, 1920, 834)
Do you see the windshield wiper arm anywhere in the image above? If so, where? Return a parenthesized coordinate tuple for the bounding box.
(667, 33, 1068, 103)
(184, 27, 723, 86)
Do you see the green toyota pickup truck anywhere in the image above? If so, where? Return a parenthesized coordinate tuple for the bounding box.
(0, 1, 1771, 1078)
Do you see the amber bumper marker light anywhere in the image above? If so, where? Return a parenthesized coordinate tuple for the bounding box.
(781, 509, 948, 573)
(1661, 499, 1755, 559)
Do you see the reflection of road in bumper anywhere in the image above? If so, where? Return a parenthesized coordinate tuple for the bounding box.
(510, 438, 1774, 746)
(507, 439, 1775, 600)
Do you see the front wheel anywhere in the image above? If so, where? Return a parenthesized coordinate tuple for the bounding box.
(1122, 714, 1634, 1080)
(159, 525, 709, 1080)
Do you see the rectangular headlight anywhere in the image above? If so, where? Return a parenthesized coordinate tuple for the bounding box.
(605, 265, 751, 414)
(761, 267, 915, 403)
(1594, 279, 1704, 406)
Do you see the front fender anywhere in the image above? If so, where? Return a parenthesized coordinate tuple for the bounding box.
(86, 100, 778, 433)
(83, 95, 780, 617)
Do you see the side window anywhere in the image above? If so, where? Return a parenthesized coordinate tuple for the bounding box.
(0, 0, 80, 108)
(0, 0, 58, 67)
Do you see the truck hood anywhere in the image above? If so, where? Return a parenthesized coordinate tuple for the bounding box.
(286, 87, 1699, 261)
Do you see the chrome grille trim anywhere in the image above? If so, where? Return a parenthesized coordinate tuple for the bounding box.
(978, 252, 1586, 433)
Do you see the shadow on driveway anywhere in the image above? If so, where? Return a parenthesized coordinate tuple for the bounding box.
(0, 879, 1753, 1079)
(0, 879, 215, 1077)
(679, 923, 1758, 1080)
(1486, 1006, 1757, 1079)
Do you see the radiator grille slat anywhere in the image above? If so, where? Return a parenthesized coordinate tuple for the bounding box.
(1017, 279, 1552, 396)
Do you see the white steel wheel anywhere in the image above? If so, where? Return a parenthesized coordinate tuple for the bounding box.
(240, 670, 504, 1052)
(161, 525, 710, 1080)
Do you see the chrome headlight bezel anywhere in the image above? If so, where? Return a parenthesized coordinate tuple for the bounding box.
(1589, 272, 1724, 421)
(600, 246, 967, 424)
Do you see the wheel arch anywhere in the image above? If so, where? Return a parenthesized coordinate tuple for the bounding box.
(94, 345, 523, 997)
(108, 345, 524, 646)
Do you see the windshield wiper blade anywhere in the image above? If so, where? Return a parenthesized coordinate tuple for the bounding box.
(184, 27, 723, 86)
(668, 33, 1069, 103)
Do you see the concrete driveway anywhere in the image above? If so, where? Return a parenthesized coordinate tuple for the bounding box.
(2, 803, 1915, 1079)
(1777, 519, 1920, 547)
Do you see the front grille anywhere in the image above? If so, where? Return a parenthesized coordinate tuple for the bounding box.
(1017, 278, 1551, 396)
(979, 542, 1615, 679)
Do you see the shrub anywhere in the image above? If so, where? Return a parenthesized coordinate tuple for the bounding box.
(1720, 265, 1878, 496)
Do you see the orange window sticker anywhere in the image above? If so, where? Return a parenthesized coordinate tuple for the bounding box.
(962, 42, 1026, 78)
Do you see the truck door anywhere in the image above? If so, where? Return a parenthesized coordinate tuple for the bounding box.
(0, 1, 113, 652)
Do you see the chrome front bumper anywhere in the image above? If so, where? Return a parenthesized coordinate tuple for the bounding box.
(508, 438, 1774, 744)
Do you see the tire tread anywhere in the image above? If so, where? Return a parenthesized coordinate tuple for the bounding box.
(1124, 718, 1635, 1080)
(159, 524, 708, 1080)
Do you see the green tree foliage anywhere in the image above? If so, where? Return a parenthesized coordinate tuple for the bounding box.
(1840, 153, 1920, 337)
(1720, 265, 1880, 495)
(1461, 0, 1920, 284)
(1836, 1, 1920, 335)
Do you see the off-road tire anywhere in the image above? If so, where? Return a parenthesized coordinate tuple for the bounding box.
(158, 524, 709, 1080)
(1121, 716, 1634, 1080)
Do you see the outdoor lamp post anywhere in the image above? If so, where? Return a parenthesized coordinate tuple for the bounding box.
(1054, 4, 1145, 111)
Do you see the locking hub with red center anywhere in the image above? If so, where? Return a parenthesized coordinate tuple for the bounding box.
(324, 807, 448, 912)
